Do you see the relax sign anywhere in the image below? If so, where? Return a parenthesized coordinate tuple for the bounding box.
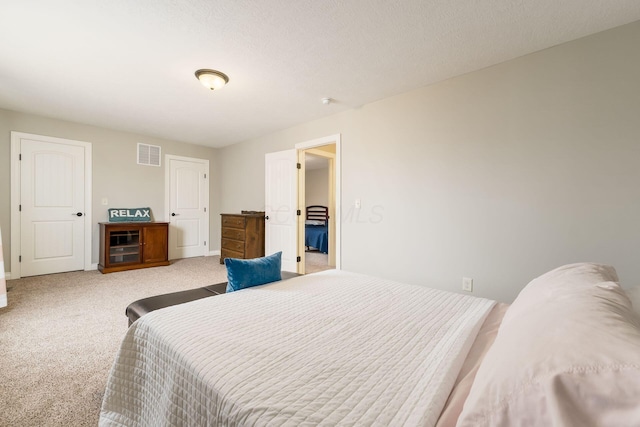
(108, 208, 152, 222)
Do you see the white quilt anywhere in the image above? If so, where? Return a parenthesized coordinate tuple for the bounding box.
(100, 270, 495, 427)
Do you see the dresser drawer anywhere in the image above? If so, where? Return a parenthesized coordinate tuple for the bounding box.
(222, 227, 245, 241)
(222, 238, 245, 253)
(222, 215, 246, 229)
(220, 213, 265, 264)
(221, 248, 244, 262)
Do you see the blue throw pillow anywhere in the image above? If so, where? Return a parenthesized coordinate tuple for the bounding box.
(224, 252, 282, 293)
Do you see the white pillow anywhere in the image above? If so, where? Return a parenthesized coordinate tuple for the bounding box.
(457, 263, 640, 427)
(500, 262, 619, 324)
(305, 220, 325, 226)
(625, 285, 640, 318)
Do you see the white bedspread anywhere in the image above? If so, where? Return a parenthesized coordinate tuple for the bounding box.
(100, 270, 495, 427)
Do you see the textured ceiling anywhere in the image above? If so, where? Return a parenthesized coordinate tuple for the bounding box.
(1, 1, 640, 148)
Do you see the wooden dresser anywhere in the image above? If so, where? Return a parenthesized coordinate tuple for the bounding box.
(220, 213, 265, 264)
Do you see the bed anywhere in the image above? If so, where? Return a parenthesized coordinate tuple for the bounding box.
(100, 263, 640, 426)
(305, 205, 328, 253)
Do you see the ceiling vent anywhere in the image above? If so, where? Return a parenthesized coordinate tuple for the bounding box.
(137, 143, 161, 167)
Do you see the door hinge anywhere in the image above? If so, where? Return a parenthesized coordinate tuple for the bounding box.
(297, 163, 301, 169)
(204, 173, 207, 178)
(296, 209, 301, 216)
(204, 207, 207, 212)
(296, 256, 301, 262)
(204, 241, 206, 246)
(19, 204, 21, 211)
(19, 153, 22, 161)
(19, 255, 21, 262)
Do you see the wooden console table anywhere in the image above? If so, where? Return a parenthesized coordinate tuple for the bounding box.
(99, 222, 170, 273)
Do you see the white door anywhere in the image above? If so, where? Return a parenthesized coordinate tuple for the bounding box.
(0, 227, 7, 308)
(166, 156, 209, 259)
(265, 149, 298, 272)
(20, 138, 86, 276)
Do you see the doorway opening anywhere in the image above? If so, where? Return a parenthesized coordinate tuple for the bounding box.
(296, 135, 340, 275)
(300, 149, 334, 274)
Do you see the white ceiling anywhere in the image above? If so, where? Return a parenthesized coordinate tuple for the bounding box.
(1, 1, 640, 148)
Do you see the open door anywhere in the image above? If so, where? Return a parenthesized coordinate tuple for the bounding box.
(265, 149, 298, 272)
(266, 134, 341, 275)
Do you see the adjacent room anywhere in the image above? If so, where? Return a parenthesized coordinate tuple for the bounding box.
(303, 150, 335, 274)
(1, 1, 640, 426)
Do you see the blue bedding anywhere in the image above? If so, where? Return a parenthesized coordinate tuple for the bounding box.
(305, 224, 328, 254)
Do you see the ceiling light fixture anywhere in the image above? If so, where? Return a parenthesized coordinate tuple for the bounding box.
(195, 69, 229, 90)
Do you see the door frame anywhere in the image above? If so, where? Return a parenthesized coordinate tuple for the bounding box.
(295, 134, 341, 271)
(164, 154, 210, 259)
(10, 132, 93, 279)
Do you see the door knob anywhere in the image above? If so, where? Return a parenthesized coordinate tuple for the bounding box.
(265, 215, 269, 220)
(73, 212, 83, 217)
(171, 213, 178, 216)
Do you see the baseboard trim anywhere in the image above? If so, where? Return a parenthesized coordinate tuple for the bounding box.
(208, 250, 221, 257)
(89, 263, 98, 271)
(4, 272, 11, 280)
(0, 294, 6, 308)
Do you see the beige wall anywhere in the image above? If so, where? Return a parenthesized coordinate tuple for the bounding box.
(0, 109, 221, 270)
(218, 21, 640, 302)
(3, 21, 639, 301)
(305, 167, 329, 208)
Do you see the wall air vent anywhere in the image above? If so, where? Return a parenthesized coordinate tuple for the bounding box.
(137, 143, 161, 167)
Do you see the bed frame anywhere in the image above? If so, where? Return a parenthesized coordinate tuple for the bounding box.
(306, 205, 328, 222)
(305, 205, 329, 253)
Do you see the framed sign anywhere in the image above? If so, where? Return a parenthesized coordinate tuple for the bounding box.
(108, 207, 152, 222)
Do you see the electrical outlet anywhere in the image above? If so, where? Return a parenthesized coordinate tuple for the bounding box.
(462, 277, 473, 292)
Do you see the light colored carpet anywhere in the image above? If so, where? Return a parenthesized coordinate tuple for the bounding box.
(0, 257, 229, 427)
(305, 251, 334, 274)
